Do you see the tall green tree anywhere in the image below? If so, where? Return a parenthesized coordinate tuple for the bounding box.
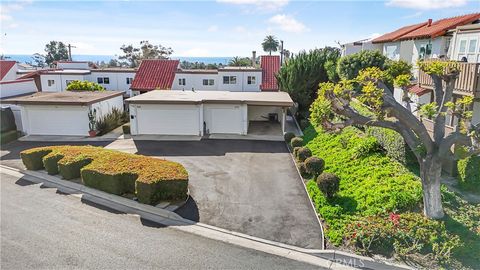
(311, 61, 480, 219)
(276, 47, 340, 115)
(43, 41, 69, 66)
(119, 40, 173, 68)
(262, 35, 279, 55)
(228, 56, 251, 67)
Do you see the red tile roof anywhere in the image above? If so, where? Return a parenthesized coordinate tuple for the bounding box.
(398, 13, 480, 40)
(0, 60, 16, 80)
(372, 22, 427, 43)
(131, 59, 179, 91)
(260, 55, 280, 91)
(408, 84, 431, 96)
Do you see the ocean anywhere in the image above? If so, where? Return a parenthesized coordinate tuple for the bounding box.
(4, 54, 235, 65)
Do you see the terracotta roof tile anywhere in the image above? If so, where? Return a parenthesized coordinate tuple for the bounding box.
(398, 13, 480, 40)
(408, 84, 431, 96)
(131, 59, 179, 91)
(372, 22, 428, 43)
(260, 55, 280, 91)
(0, 60, 16, 80)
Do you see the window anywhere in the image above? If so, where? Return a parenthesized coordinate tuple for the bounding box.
(247, 76, 256, 85)
(418, 43, 432, 59)
(468, 39, 477, 53)
(179, 78, 186, 85)
(66, 80, 74, 86)
(203, 79, 214, 86)
(47, 80, 55, 87)
(97, 77, 110, 84)
(385, 45, 398, 60)
(126, 77, 133, 84)
(458, 40, 467, 53)
(223, 76, 237, 84)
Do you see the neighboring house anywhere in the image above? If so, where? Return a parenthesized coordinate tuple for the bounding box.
(0, 60, 18, 82)
(0, 78, 39, 131)
(2, 91, 123, 136)
(340, 38, 382, 57)
(17, 61, 136, 96)
(448, 23, 480, 62)
(130, 56, 281, 95)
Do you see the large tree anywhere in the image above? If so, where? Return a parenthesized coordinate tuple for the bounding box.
(228, 56, 251, 67)
(119, 40, 173, 68)
(310, 61, 480, 219)
(262, 35, 279, 55)
(43, 41, 69, 66)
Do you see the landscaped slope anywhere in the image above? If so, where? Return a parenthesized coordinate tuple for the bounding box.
(303, 125, 480, 268)
(21, 145, 188, 205)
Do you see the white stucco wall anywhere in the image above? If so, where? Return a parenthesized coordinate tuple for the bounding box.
(171, 71, 262, 92)
(247, 105, 281, 121)
(383, 42, 401, 60)
(450, 31, 480, 62)
(90, 95, 124, 119)
(172, 73, 218, 91)
(218, 71, 262, 92)
(1, 63, 18, 81)
(89, 71, 135, 95)
(0, 79, 37, 98)
(40, 74, 87, 92)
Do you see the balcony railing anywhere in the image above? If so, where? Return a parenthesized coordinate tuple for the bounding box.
(418, 61, 480, 98)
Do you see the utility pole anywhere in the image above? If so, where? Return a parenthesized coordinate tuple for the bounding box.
(67, 44, 76, 61)
(280, 40, 284, 65)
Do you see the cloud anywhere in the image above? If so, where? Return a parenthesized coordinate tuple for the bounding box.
(207, 25, 219, 32)
(402, 11, 423, 18)
(0, 0, 32, 30)
(234, 26, 247, 33)
(217, 0, 289, 12)
(268, 14, 308, 33)
(386, 0, 467, 10)
(181, 48, 211, 57)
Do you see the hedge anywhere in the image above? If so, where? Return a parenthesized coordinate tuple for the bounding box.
(20, 146, 188, 205)
(457, 156, 480, 193)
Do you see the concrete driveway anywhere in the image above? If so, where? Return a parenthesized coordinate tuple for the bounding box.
(1, 139, 324, 249)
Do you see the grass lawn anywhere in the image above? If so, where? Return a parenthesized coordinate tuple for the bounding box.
(302, 125, 480, 269)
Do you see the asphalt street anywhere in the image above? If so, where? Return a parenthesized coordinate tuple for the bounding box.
(0, 171, 323, 270)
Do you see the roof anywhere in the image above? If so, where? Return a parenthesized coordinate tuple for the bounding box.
(1, 91, 123, 106)
(408, 84, 431, 96)
(0, 60, 16, 80)
(260, 55, 280, 91)
(399, 13, 480, 40)
(175, 69, 218, 74)
(0, 78, 35, 85)
(372, 22, 428, 43)
(131, 59, 179, 91)
(126, 90, 293, 107)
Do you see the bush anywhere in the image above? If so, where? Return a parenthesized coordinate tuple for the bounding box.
(66, 80, 105, 91)
(96, 107, 129, 135)
(297, 162, 311, 179)
(337, 50, 388, 81)
(284, 132, 295, 144)
(292, 146, 301, 157)
(316, 172, 340, 199)
(122, 124, 131, 135)
(296, 147, 312, 162)
(299, 119, 310, 130)
(366, 126, 415, 165)
(457, 156, 480, 193)
(290, 137, 303, 148)
(304, 156, 325, 177)
(351, 136, 380, 159)
(20, 146, 189, 205)
(1, 130, 18, 145)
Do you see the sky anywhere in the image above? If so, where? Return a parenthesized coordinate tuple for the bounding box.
(0, 0, 479, 57)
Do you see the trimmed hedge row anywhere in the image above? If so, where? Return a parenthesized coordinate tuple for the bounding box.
(20, 146, 189, 205)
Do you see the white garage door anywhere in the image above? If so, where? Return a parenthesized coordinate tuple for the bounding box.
(25, 105, 88, 136)
(135, 104, 200, 135)
(205, 104, 244, 134)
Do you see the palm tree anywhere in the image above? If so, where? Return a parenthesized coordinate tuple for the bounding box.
(262, 35, 279, 55)
(228, 56, 250, 67)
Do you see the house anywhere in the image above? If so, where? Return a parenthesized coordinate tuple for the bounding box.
(126, 90, 293, 138)
(0, 78, 39, 131)
(340, 38, 382, 57)
(16, 61, 137, 96)
(130, 55, 281, 95)
(2, 91, 123, 136)
(448, 23, 480, 62)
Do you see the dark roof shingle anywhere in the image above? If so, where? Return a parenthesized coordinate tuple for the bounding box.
(131, 59, 179, 91)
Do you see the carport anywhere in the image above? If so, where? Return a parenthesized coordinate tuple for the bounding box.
(126, 90, 294, 138)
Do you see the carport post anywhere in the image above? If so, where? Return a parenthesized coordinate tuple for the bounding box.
(281, 108, 286, 134)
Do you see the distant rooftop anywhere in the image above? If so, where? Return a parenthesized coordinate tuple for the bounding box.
(1, 90, 123, 106)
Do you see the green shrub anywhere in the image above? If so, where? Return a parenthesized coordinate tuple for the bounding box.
(20, 146, 189, 205)
(337, 50, 388, 81)
(122, 124, 131, 135)
(351, 136, 380, 159)
(297, 162, 311, 179)
(366, 127, 415, 165)
(1, 130, 18, 145)
(293, 147, 301, 157)
(96, 108, 128, 136)
(299, 119, 310, 130)
(284, 132, 295, 144)
(290, 137, 303, 148)
(304, 156, 325, 177)
(457, 156, 480, 193)
(296, 147, 312, 162)
(66, 80, 105, 91)
(316, 173, 340, 199)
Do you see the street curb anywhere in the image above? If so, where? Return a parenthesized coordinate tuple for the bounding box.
(1, 164, 408, 269)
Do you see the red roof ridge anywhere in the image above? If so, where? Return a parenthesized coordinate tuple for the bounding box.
(260, 55, 280, 92)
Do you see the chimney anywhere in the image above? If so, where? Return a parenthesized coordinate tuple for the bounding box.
(251, 51, 256, 67)
(427, 19, 432, 26)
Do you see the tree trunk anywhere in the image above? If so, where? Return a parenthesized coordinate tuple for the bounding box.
(420, 157, 444, 219)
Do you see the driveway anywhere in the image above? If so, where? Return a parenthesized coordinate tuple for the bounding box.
(1, 139, 324, 249)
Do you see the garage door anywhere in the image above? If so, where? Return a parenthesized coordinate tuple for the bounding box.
(135, 104, 200, 135)
(26, 106, 88, 136)
(205, 104, 244, 134)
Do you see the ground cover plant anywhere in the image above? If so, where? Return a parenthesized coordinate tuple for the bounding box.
(302, 125, 480, 268)
(20, 145, 188, 205)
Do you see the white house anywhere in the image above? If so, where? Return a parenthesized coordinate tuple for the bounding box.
(340, 38, 382, 57)
(0, 78, 39, 131)
(126, 90, 293, 138)
(448, 24, 480, 62)
(2, 91, 124, 136)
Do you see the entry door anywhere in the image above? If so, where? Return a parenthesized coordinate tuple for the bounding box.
(205, 104, 243, 134)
